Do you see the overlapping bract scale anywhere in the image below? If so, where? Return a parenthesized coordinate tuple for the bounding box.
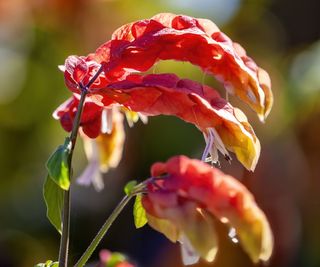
(53, 96, 103, 138)
(56, 13, 274, 170)
(91, 13, 272, 120)
(142, 156, 273, 264)
(53, 14, 274, 264)
(100, 73, 260, 171)
(55, 13, 273, 183)
(56, 62, 261, 171)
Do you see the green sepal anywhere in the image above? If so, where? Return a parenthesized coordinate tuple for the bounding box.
(43, 175, 64, 234)
(133, 194, 148, 228)
(34, 260, 59, 267)
(124, 180, 137, 195)
(46, 138, 71, 190)
(107, 252, 126, 267)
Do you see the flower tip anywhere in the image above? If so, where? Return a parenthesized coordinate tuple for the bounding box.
(258, 109, 272, 123)
(261, 103, 273, 123)
(205, 247, 218, 263)
(58, 65, 66, 72)
(259, 220, 274, 263)
(239, 132, 261, 172)
(180, 236, 200, 266)
(258, 113, 266, 123)
(240, 206, 274, 264)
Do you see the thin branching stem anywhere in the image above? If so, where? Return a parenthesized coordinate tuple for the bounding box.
(58, 188, 71, 267)
(74, 184, 148, 267)
(74, 194, 133, 267)
(58, 65, 104, 267)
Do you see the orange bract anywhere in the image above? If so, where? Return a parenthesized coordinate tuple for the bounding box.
(91, 13, 272, 120)
(55, 13, 273, 186)
(102, 73, 260, 171)
(142, 155, 273, 264)
(53, 96, 104, 138)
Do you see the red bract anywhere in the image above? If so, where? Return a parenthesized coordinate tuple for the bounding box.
(53, 95, 104, 138)
(56, 13, 272, 171)
(91, 13, 272, 120)
(100, 73, 260, 171)
(56, 71, 260, 170)
(60, 55, 115, 94)
(142, 156, 273, 265)
(53, 96, 147, 190)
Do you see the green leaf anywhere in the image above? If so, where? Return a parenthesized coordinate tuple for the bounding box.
(107, 252, 126, 267)
(124, 180, 137, 195)
(46, 138, 71, 190)
(133, 194, 148, 228)
(34, 260, 59, 267)
(43, 175, 64, 234)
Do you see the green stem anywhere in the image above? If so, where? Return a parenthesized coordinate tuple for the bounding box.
(58, 65, 104, 267)
(70, 89, 88, 150)
(75, 194, 133, 267)
(58, 188, 71, 267)
(58, 89, 87, 267)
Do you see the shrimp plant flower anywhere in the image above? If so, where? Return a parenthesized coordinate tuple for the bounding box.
(46, 12, 275, 267)
(139, 155, 273, 265)
(54, 13, 273, 189)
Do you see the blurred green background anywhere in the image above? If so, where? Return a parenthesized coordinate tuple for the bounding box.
(0, 0, 320, 266)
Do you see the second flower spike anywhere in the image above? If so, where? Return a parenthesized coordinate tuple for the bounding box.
(140, 155, 273, 265)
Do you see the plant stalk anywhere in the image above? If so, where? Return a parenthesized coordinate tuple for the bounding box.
(58, 89, 87, 267)
(75, 194, 133, 267)
(58, 65, 104, 267)
(58, 188, 71, 267)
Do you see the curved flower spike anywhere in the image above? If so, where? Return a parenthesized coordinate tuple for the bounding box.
(142, 156, 273, 265)
(92, 13, 273, 120)
(100, 73, 260, 171)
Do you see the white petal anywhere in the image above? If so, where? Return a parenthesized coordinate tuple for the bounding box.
(201, 131, 214, 162)
(101, 108, 113, 134)
(209, 145, 219, 164)
(83, 136, 97, 160)
(92, 171, 104, 192)
(138, 113, 148, 124)
(76, 159, 99, 187)
(179, 235, 200, 266)
(58, 65, 66, 72)
(78, 138, 105, 191)
(209, 128, 231, 162)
